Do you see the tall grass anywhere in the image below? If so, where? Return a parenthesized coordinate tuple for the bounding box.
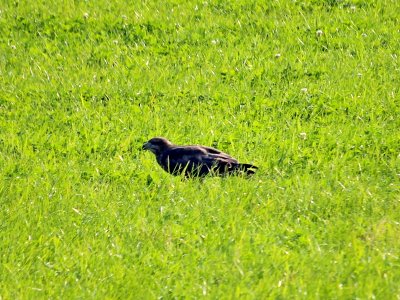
(1, 1, 399, 298)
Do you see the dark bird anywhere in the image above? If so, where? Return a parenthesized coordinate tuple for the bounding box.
(142, 137, 258, 177)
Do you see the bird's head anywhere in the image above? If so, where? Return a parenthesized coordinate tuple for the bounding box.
(142, 137, 173, 155)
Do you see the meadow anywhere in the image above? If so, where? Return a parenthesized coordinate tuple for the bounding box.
(1, 0, 399, 298)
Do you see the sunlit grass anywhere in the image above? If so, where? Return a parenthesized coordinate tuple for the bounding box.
(1, 1, 399, 298)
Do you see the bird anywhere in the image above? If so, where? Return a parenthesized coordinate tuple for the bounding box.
(142, 137, 258, 178)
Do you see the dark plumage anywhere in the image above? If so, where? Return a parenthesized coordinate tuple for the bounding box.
(142, 137, 258, 177)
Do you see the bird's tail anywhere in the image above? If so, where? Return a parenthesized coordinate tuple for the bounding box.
(236, 163, 258, 175)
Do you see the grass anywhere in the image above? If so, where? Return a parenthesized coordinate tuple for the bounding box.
(1, 0, 399, 298)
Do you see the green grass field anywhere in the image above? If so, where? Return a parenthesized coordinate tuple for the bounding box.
(1, 0, 399, 298)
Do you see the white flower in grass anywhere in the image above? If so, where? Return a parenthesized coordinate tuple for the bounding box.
(83, 12, 89, 19)
(300, 87, 308, 93)
(299, 132, 307, 140)
(275, 53, 281, 58)
(316, 29, 323, 37)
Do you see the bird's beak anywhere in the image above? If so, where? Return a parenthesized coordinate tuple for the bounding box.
(142, 142, 150, 150)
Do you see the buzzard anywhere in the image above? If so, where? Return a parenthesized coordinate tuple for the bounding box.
(142, 137, 258, 177)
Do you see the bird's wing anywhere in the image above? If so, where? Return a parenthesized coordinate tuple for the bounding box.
(199, 146, 239, 163)
(159, 146, 238, 175)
